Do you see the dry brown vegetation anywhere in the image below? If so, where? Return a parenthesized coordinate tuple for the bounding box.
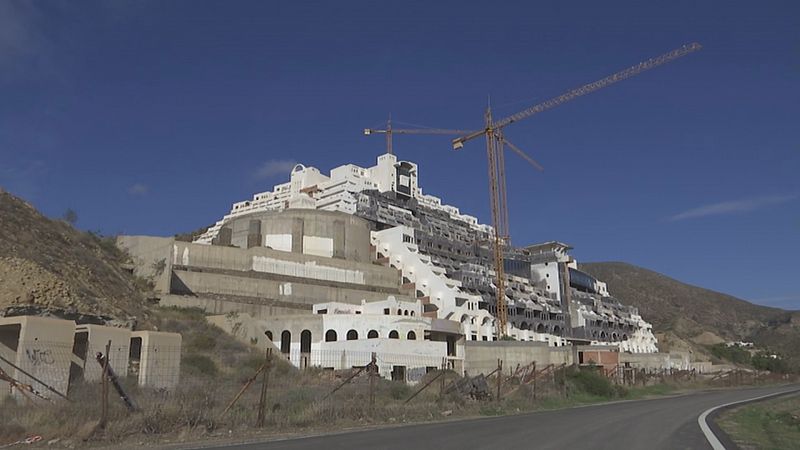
(2, 307, 794, 449)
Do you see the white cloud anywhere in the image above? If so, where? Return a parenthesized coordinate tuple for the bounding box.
(127, 183, 149, 196)
(253, 160, 297, 180)
(668, 194, 797, 222)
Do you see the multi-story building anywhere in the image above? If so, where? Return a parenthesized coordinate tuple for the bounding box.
(194, 153, 657, 353)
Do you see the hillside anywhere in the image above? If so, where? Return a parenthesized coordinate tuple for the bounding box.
(581, 262, 800, 366)
(0, 189, 149, 327)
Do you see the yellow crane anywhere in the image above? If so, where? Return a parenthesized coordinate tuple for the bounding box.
(453, 42, 702, 337)
(364, 117, 472, 155)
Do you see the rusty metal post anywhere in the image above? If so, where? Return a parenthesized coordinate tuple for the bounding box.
(439, 358, 447, 397)
(100, 340, 111, 429)
(495, 359, 503, 403)
(256, 348, 272, 428)
(369, 352, 376, 409)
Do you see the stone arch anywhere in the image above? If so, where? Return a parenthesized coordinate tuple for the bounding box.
(536, 323, 545, 333)
(388, 330, 399, 339)
(325, 329, 337, 342)
(407, 331, 416, 340)
(346, 329, 358, 340)
(367, 330, 379, 339)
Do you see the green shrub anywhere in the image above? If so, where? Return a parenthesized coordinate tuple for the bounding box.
(567, 367, 616, 398)
(388, 382, 411, 400)
(183, 354, 218, 377)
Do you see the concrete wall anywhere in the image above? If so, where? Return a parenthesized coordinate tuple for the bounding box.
(224, 209, 372, 262)
(74, 324, 132, 381)
(619, 352, 690, 371)
(171, 241, 400, 290)
(170, 270, 412, 310)
(464, 341, 573, 376)
(0, 316, 75, 400)
(130, 331, 182, 390)
(117, 235, 174, 294)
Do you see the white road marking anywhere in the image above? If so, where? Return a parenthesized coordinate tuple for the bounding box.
(697, 388, 800, 450)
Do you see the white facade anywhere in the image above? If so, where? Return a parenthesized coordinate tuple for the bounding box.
(196, 154, 490, 244)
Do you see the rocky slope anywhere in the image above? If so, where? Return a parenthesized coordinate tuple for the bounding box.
(0, 189, 148, 326)
(581, 262, 800, 367)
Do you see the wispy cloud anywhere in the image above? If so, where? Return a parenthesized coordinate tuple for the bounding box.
(668, 194, 797, 222)
(127, 183, 149, 196)
(253, 160, 297, 180)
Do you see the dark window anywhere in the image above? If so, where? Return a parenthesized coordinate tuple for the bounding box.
(346, 329, 358, 340)
(388, 330, 399, 339)
(265, 330, 273, 341)
(325, 330, 337, 342)
(367, 330, 378, 339)
(300, 330, 312, 353)
(280, 330, 291, 354)
(407, 331, 416, 340)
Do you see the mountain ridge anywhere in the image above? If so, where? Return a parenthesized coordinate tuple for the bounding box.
(581, 261, 800, 367)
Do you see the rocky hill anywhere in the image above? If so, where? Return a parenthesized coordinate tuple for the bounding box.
(581, 262, 800, 367)
(0, 190, 149, 327)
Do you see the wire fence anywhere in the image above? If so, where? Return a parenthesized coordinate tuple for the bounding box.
(1, 339, 796, 445)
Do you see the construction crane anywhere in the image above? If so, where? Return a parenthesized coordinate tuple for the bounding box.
(364, 117, 472, 155)
(453, 42, 702, 337)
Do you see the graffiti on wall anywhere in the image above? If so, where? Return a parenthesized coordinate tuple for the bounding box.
(25, 348, 55, 366)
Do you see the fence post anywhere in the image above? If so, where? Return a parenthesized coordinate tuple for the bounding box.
(495, 359, 503, 403)
(532, 362, 537, 401)
(369, 352, 376, 409)
(439, 358, 447, 398)
(256, 348, 272, 428)
(100, 340, 111, 429)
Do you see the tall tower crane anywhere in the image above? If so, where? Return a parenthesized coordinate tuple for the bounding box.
(364, 117, 472, 155)
(453, 42, 702, 337)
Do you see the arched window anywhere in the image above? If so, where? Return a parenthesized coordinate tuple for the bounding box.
(388, 330, 399, 339)
(553, 326, 562, 336)
(397, 309, 402, 315)
(300, 330, 312, 353)
(265, 330, 273, 341)
(325, 330, 337, 342)
(407, 331, 416, 340)
(404, 310, 409, 316)
(280, 330, 291, 354)
(367, 330, 379, 339)
(410, 311, 415, 316)
(346, 329, 358, 340)
(536, 323, 545, 333)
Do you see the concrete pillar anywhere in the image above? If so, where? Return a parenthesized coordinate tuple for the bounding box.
(332, 219, 345, 259)
(291, 218, 304, 253)
(215, 227, 232, 246)
(247, 219, 262, 249)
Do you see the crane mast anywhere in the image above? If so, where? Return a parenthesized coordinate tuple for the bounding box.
(454, 43, 702, 337)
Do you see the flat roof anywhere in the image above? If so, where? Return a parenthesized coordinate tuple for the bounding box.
(522, 241, 573, 252)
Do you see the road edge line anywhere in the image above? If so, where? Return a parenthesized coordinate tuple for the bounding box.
(697, 387, 800, 450)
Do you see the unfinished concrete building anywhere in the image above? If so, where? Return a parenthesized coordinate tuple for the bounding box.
(121, 153, 658, 375)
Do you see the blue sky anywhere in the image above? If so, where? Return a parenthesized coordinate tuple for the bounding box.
(1, 1, 798, 310)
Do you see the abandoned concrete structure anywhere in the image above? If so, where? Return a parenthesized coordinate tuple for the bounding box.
(0, 316, 181, 400)
(121, 153, 660, 377)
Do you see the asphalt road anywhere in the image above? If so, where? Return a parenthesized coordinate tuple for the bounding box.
(199, 385, 799, 450)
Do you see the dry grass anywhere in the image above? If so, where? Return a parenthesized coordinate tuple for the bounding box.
(2, 308, 794, 448)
